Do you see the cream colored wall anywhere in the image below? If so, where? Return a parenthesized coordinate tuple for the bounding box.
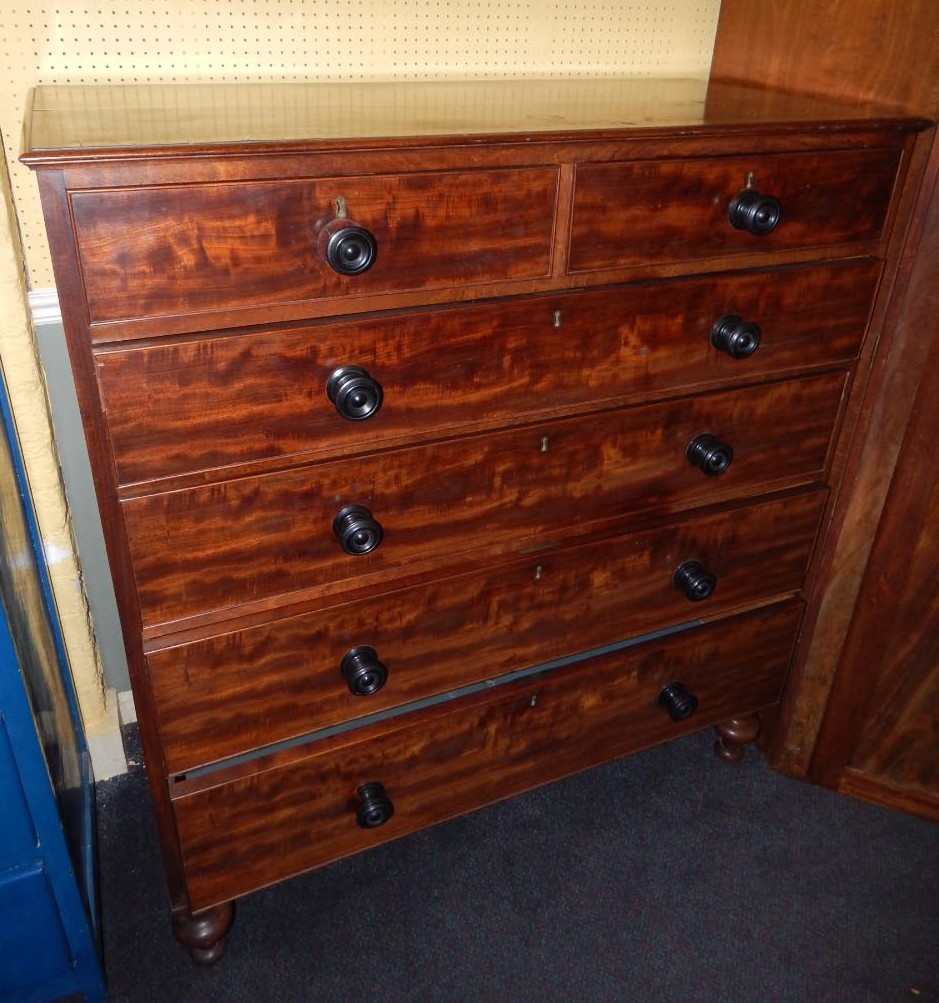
(0, 0, 720, 737)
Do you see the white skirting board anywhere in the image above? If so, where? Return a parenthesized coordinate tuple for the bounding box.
(87, 688, 137, 781)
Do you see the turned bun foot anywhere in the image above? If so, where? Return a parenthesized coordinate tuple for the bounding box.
(714, 713, 761, 763)
(172, 901, 235, 965)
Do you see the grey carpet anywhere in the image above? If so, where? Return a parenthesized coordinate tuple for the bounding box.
(95, 728, 939, 1002)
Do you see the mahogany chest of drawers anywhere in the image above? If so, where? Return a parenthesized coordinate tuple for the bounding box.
(21, 77, 926, 961)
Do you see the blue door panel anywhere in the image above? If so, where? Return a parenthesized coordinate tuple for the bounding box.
(0, 863, 72, 998)
(0, 715, 36, 855)
(0, 365, 105, 1002)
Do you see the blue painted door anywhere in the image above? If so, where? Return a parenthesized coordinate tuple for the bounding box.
(0, 365, 105, 1003)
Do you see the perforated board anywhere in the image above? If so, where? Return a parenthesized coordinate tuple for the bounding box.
(1, 0, 720, 287)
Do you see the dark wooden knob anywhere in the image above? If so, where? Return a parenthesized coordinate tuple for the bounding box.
(728, 189, 782, 236)
(673, 560, 717, 602)
(711, 314, 762, 359)
(333, 504, 383, 555)
(326, 366, 384, 420)
(687, 433, 734, 476)
(658, 682, 699, 722)
(325, 224, 377, 275)
(341, 645, 388, 696)
(356, 782, 394, 828)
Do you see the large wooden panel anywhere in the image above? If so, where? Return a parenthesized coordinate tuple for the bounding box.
(810, 277, 939, 821)
(97, 261, 877, 487)
(710, 0, 939, 114)
(171, 600, 803, 911)
(123, 372, 846, 629)
(69, 167, 558, 328)
(149, 489, 825, 772)
(569, 148, 901, 272)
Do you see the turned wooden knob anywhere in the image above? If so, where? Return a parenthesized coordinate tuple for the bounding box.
(687, 433, 734, 476)
(327, 366, 384, 420)
(711, 314, 762, 359)
(356, 782, 394, 828)
(325, 224, 377, 275)
(341, 645, 388, 696)
(673, 560, 717, 602)
(728, 189, 782, 236)
(657, 682, 699, 722)
(333, 505, 384, 556)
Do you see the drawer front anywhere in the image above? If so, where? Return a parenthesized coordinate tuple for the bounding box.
(150, 489, 825, 772)
(124, 372, 846, 628)
(171, 600, 802, 910)
(569, 148, 901, 273)
(70, 168, 558, 330)
(98, 260, 878, 487)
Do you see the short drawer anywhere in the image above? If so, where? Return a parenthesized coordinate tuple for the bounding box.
(70, 167, 558, 333)
(569, 147, 901, 273)
(171, 600, 802, 911)
(123, 371, 846, 629)
(149, 488, 825, 772)
(97, 260, 878, 487)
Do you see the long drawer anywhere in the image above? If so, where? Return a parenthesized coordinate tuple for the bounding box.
(69, 167, 559, 331)
(97, 260, 878, 487)
(569, 147, 901, 272)
(124, 371, 846, 628)
(171, 600, 803, 911)
(149, 489, 825, 772)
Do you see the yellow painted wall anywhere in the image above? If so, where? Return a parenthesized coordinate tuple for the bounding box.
(0, 0, 721, 733)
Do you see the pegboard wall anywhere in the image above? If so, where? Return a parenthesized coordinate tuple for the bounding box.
(1, 0, 721, 287)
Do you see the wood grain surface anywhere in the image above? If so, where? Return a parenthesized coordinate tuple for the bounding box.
(21, 77, 928, 933)
(569, 148, 901, 272)
(23, 78, 928, 156)
(96, 261, 877, 488)
(71, 167, 558, 326)
(171, 600, 802, 910)
(810, 237, 939, 819)
(149, 489, 825, 772)
(122, 372, 846, 630)
(710, 0, 939, 115)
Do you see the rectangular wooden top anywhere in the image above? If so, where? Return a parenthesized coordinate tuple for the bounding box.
(21, 77, 929, 163)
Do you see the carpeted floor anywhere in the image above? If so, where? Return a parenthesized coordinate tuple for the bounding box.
(95, 728, 938, 1003)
